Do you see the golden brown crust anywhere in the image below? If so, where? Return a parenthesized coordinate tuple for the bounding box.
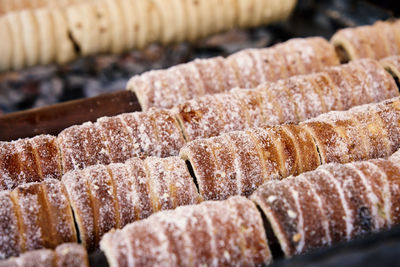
(331, 19, 400, 61)
(252, 155, 400, 256)
(0, 191, 21, 259)
(180, 139, 220, 200)
(61, 170, 95, 249)
(129, 37, 339, 110)
(100, 197, 270, 266)
(40, 180, 77, 246)
(6, 180, 75, 255)
(54, 243, 89, 267)
(300, 121, 348, 164)
(30, 135, 62, 181)
(0, 243, 89, 267)
(62, 156, 200, 250)
(380, 55, 400, 83)
(281, 124, 321, 173)
(370, 159, 400, 224)
(251, 181, 299, 256)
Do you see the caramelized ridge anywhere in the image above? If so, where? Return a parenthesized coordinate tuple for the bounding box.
(126, 158, 153, 220)
(38, 183, 58, 248)
(105, 167, 121, 229)
(81, 170, 99, 249)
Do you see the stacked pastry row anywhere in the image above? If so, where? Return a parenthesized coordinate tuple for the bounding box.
(128, 37, 340, 110)
(0, 0, 297, 71)
(1, 97, 400, 259)
(1, 57, 397, 190)
(0, 156, 201, 258)
(331, 19, 400, 62)
(0, 243, 88, 267)
(127, 18, 400, 110)
(100, 149, 400, 266)
(181, 97, 400, 199)
(101, 196, 271, 267)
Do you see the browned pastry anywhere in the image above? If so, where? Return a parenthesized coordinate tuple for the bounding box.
(0, 243, 89, 267)
(301, 97, 400, 164)
(0, 58, 398, 191)
(251, 157, 400, 257)
(0, 135, 62, 191)
(129, 37, 340, 110)
(0, 179, 76, 259)
(62, 156, 201, 251)
(1, 57, 396, 189)
(100, 196, 271, 267)
(180, 124, 320, 200)
(331, 19, 400, 62)
(181, 97, 400, 200)
(381, 55, 400, 84)
(58, 108, 185, 173)
(175, 58, 398, 141)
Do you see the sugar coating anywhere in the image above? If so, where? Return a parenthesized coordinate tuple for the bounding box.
(180, 138, 225, 200)
(41, 179, 77, 245)
(0, 243, 88, 267)
(281, 124, 320, 173)
(174, 94, 226, 141)
(62, 170, 95, 249)
(331, 20, 400, 60)
(380, 55, 400, 78)
(251, 181, 300, 256)
(253, 156, 400, 256)
(226, 196, 271, 265)
(107, 163, 138, 227)
(100, 197, 270, 266)
(227, 131, 265, 196)
(0, 191, 20, 259)
(264, 80, 298, 123)
(370, 159, 400, 224)
(227, 50, 262, 88)
(0, 135, 61, 191)
(55, 243, 89, 267)
(285, 75, 324, 121)
(29, 135, 62, 181)
(174, 58, 386, 143)
(58, 108, 185, 173)
(124, 158, 153, 220)
(376, 22, 400, 55)
(11, 183, 47, 251)
(97, 116, 137, 163)
(232, 88, 267, 128)
(302, 168, 348, 243)
(0, 140, 23, 190)
(311, 72, 342, 112)
(62, 155, 200, 250)
(83, 165, 118, 246)
(248, 128, 282, 179)
(349, 162, 388, 230)
(12, 249, 54, 266)
(129, 37, 338, 110)
(331, 26, 369, 60)
(389, 149, 400, 167)
(14, 139, 41, 185)
(304, 97, 400, 162)
(294, 176, 332, 247)
(146, 108, 185, 157)
(322, 164, 375, 237)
